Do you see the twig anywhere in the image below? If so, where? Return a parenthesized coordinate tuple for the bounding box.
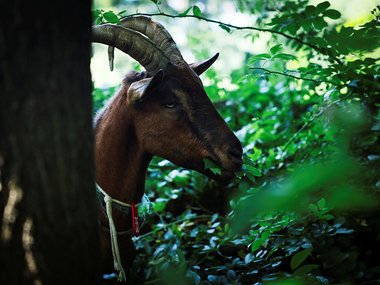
(283, 97, 345, 150)
(250, 67, 325, 85)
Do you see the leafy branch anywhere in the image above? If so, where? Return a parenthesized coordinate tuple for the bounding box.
(125, 11, 342, 65)
(249, 67, 340, 86)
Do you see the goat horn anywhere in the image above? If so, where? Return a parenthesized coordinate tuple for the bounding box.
(119, 16, 184, 64)
(92, 24, 170, 76)
(106, 16, 185, 71)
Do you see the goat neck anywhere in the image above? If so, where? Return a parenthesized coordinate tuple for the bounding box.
(95, 94, 152, 209)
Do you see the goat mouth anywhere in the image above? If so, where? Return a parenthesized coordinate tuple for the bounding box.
(202, 158, 241, 182)
(203, 168, 237, 182)
(176, 158, 240, 182)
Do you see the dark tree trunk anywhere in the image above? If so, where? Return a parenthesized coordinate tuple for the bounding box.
(0, 1, 101, 285)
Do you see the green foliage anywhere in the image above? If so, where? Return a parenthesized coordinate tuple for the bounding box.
(92, 86, 116, 113)
(203, 158, 222, 175)
(93, 9, 124, 24)
(93, 1, 380, 284)
(192, 5, 202, 17)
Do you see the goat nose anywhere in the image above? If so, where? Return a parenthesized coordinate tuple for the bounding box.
(228, 148, 242, 160)
(227, 148, 243, 170)
(230, 139, 243, 158)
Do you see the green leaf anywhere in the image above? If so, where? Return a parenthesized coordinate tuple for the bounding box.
(246, 172, 256, 182)
(248, 53, 271, 64)
(243, 155, 261, 177)
(291, 249, 312, 270)
(317, 198, 326, 210)
(272, 53, 297, 61)
(248, 148, 262, 161)
(321, 214, 335, 220)
(261, 230, 271, 241)
(270, 44, 283, 55)
(315, 1, 330, 13)
(153, 200, 167, 213)
(203, 158, 222, 175)
(219, 24, 231, 33)
(117, 10, 127, 17)
(193, 5, 202, 17)
(250, 239, 262, 252)
(324, 9, 341, 19)
(92, 9, 102, 22)
(302, 21, 313, 31)
(178, 6, 192, 17)
(305, 5, 316, 17)
(203, 158, 218, 169)
(294, 264, 319, 275)
(103, 11, 120, 24)
(308, 203, 319, 214)
(246, 165, 262, 177)
(243, 155, 256, 167)
(253, 53, 271, 60)
(313, 17, 327, 30)
(210, 167, 222, 175)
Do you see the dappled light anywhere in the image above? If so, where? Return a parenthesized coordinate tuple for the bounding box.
(22, 218, 42, 285)
(1, 179, 23, 243)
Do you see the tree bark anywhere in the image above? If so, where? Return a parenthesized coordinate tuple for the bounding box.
(0, 1, 101, 285)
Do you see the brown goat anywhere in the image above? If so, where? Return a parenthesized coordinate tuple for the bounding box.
(92, 16, 243, 281)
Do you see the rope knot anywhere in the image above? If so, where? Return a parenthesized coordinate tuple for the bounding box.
(104, 195, 112, 204)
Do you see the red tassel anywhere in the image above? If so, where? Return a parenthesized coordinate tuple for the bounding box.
(132, 203, 140, 237)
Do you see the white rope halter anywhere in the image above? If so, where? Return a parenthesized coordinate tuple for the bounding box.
(96, 183, 140, 282)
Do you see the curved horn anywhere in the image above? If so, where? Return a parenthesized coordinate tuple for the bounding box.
(92, 24, 170, 75)
(107, 16, 186, 71)
(119, 16, 184, 64)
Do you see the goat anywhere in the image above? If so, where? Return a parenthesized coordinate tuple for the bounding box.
(92, 16, 243, 281)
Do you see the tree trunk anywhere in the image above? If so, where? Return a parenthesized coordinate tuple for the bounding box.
(0, 1, 101, 285)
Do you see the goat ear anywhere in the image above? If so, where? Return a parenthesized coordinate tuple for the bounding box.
(190, 53, 219, 75)
(128, 70, 164, 102)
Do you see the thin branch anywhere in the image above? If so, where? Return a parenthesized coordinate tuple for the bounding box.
(250, 67, 323, 85)
(125, 12, 343, 65)
(283, 96, 347, 150)
(283, 120, 312, 151)
(249, 67, 342, 87)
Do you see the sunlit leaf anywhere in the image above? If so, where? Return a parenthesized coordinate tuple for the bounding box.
(270, 44, 283, 55)
(92, 9, 101, 22)
(117, 10, 127, 17)
(193, 5, 202, 17)
(102, 11, 120, 24)
(272, 53, 297, 60)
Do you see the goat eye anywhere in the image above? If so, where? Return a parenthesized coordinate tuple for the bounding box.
(165, 102, 176, 108)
